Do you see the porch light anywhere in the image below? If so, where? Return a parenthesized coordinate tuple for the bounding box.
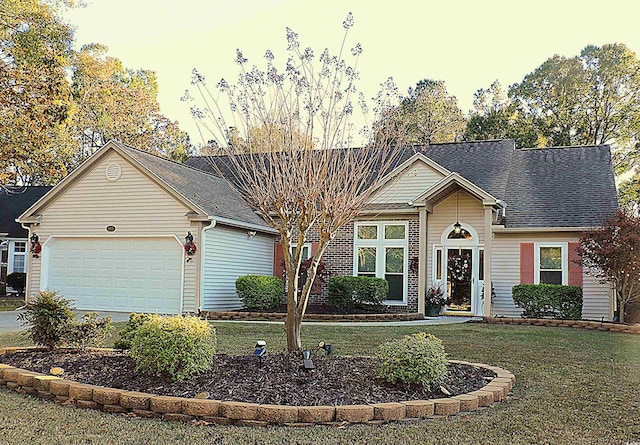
(453, 190, 462, 234)
(302, 350, 315, 370)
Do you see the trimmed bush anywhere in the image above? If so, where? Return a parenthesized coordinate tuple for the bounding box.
(236, 275, 284, 311)
(375, 332, 447, 389)
(130, 314, 216, 381)
(512, 284, 583, 320)
(114, 313, 154, 350)
(327, 276, 388, 311)
(6, 272, 26, 295)
(64, 312, 112, 351)
(17, 290, 74, 350)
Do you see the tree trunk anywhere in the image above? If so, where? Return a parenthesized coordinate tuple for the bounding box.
(285, 310, 302, 351)
(618, 300, 625, 323)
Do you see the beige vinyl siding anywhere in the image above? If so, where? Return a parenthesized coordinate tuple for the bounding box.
(26, 151, 199, 312)
(370, 162, 445, 204)
(426, 191, 486, 289)
(491, 232, 612, 320)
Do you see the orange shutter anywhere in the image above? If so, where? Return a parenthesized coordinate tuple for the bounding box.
(568, 242, 583, 287)
(520, 243, 535, 284)
(310, 242, 322, 294)
(274, 242, 285, 282)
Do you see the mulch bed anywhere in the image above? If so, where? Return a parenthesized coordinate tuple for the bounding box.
(2, 350, 495, 406)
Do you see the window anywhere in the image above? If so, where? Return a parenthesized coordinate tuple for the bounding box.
(11, 241, 27, 274)
(291, 243, 311, 261)
(535, 243, 567, 285)
(354, 222, 408, 303)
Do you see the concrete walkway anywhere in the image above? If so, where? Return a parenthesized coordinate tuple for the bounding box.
(0, 309, 478, 334)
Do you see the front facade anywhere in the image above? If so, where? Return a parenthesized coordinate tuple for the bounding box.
(18, 141, 276, 314)
(187, 140, 618, 320)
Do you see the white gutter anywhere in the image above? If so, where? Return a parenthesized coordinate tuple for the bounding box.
(212, 216, 278, 235)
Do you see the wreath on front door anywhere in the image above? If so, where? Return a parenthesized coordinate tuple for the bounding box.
(447, 253, 471, 283)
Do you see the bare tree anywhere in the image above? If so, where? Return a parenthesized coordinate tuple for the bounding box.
(186, 13, 406, 351)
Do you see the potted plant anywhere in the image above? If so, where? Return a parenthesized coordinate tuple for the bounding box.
(426, 282, 446, 316)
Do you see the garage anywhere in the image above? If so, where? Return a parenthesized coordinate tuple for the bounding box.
(43, 237, 183, 314)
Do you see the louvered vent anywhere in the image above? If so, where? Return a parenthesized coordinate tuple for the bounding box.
(105, 163, 122, 181)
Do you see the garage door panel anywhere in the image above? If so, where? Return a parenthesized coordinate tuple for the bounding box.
(45, 237, 182, 314)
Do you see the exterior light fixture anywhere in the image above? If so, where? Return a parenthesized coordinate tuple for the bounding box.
(302, 350, 314, 370)
(318, 341, 333, 355)
(254, 340, 266, 367)
(453, 190, 462, 235)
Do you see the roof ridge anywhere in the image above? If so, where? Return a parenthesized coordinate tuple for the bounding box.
(517, 144, 610, 151)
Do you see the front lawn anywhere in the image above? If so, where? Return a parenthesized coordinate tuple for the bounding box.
(1, 322, 639, 444)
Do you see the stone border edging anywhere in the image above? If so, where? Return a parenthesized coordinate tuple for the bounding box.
(0, 347, 515, 426)
(201, 311, 424, 322)
(484, 316, 640, 335)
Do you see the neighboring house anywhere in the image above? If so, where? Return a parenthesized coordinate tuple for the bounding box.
(17, 141, 276, 314)
(18, 139, 617, 320)
(1, 187, 52, 296)
(186, 139, 618, 320)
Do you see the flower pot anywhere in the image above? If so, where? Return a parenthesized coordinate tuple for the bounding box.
(426, 305, 442, 317)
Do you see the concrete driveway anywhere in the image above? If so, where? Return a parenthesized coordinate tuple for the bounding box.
(0, 309, 132, 334)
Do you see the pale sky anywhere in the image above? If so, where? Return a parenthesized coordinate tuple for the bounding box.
(64, 0, 640, 146)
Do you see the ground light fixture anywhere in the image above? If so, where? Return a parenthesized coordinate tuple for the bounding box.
(302, 350, 314, 370)
(254, 340, 266, 367)
(318, 341, 333, 355)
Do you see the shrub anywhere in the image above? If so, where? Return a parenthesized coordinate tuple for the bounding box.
(512, 284, 583, 319)
(327, 276, 388, 311)
(63, 312, 112, 351)
(375, 332, 447, 389)
(130, 314, 216, 381)
(6, 272, 26, 295)
(114, 313, 154, 350)
(17, 290, 74, 350)
(235, 275, 284, 310)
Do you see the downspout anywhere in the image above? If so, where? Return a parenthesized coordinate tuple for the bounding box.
(199, 218, 217, 313)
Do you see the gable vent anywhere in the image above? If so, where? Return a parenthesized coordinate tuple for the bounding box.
(105, 163, 122, 182)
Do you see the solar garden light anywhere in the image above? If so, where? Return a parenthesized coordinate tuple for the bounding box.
(254, 340, 266, 367)
(302, 350, 314, 370)
(318, 341, 333, 355)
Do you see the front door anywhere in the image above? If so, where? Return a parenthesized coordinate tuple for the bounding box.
(446, 248, 473, 312)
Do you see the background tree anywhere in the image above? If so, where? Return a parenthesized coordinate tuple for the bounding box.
(377, 79, 465, 145)
(0, 0, 75, 187)
(187, 14, 406, 351)
(578, 210, 640, 322)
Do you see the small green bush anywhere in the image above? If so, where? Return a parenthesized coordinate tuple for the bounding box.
(6, 272, 26, 295)
(236, 275, 284, 310)
(64, 312, 112, 352)
(327, 276, 388, 311)
(17, 290, 74, 350)
(130, 314, 216, 381)
(512, 284, 583, 320)
(114, 313, 154, 350)
(375, 332, 447, 389)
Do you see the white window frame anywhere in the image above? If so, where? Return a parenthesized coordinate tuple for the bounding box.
(8, 240, 27, 274)
(353, 221, 408, 305)
(291, 243, 312, 261)
(534, 242, 568, 285)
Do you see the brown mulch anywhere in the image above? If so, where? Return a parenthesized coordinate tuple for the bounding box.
(2, 350, 495, 406)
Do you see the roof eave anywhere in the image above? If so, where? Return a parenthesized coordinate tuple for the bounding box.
(493, 226, 597, 233)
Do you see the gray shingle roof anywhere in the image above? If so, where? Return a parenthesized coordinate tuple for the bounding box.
(116, 143, 270, 228)
(0, 187, 52, 238)
(184, 140, 618, 229)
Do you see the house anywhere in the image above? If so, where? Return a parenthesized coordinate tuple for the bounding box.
(18, 139, 617, 320)
(1, 186, 52, 295)
(185, 139, 618, 320)
(17, 141, 276, 314)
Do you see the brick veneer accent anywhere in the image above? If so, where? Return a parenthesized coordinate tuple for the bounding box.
(0, 347, 515, 427)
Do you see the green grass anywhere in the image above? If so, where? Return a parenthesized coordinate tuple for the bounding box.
(0, 296, 23, 311)
(1, 321, 639, 444)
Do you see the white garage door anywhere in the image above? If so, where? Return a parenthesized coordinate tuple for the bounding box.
(44, 237, 182, 314)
